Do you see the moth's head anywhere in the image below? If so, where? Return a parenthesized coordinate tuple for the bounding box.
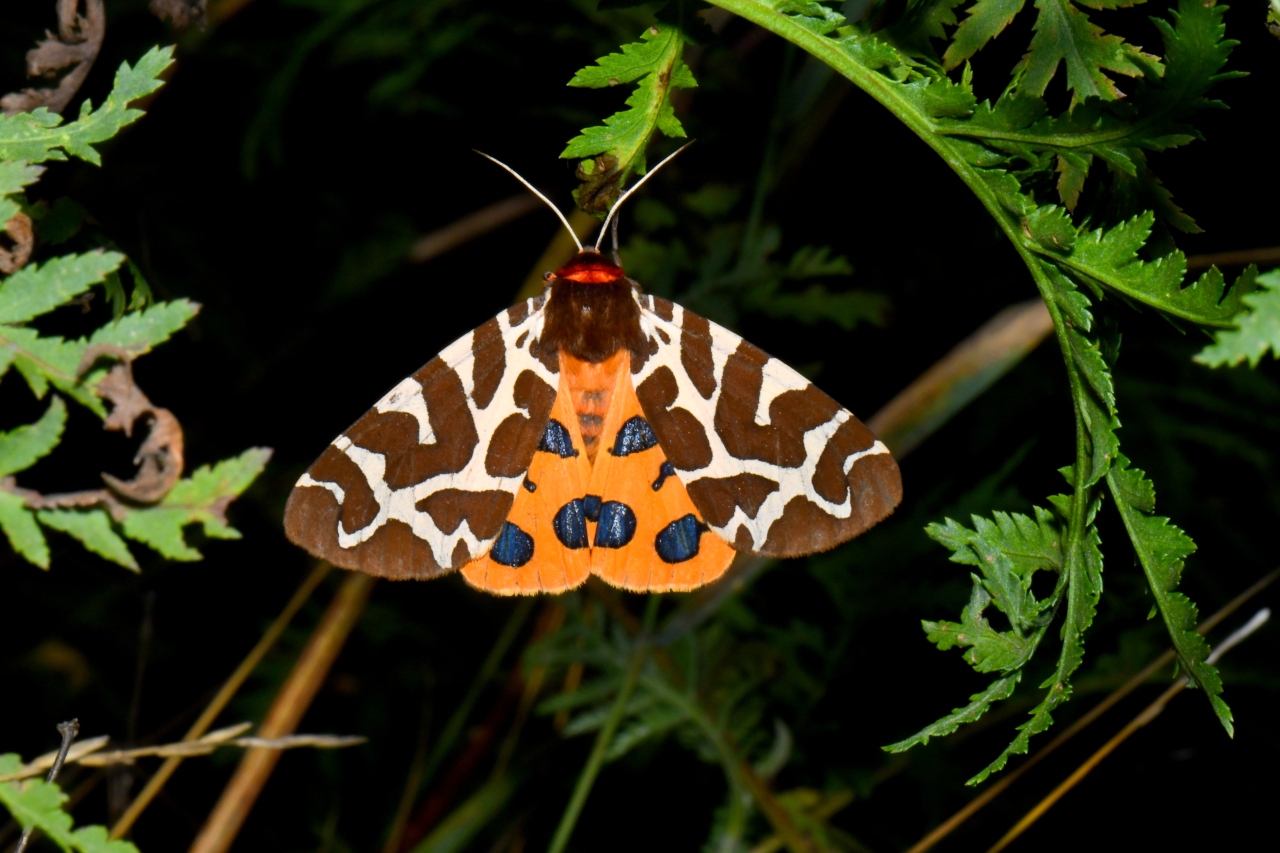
(554, 249, 624, 284)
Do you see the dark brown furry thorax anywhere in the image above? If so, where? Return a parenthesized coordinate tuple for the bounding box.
(540, 252, 648, 363)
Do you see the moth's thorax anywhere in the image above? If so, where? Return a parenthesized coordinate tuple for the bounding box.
(540, 250, 647, 363)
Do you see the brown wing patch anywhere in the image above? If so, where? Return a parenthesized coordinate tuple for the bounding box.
(285, 299, 559, 580)
(470, 317, 506, 409)
(684, 473, 779, 529)
(634, 365, 714, 470)
(485, 370, 556, 477)
(632, 298, 902, 558)
(714, 340, 841, 467)
(679, 310, 717, 399)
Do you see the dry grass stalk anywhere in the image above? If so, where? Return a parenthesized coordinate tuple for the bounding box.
(186, 572, 375, 853)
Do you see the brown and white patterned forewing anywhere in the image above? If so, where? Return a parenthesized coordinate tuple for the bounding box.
(284, 296, 560, 579)
(631, 294, 902, 558)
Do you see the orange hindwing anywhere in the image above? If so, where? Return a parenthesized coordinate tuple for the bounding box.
(461, 384, 592, 595)
(579, 353, 735, 592)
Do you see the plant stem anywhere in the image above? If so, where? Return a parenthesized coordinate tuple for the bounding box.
(546, 596, 660, 853)
(189, 572, 375, 853)
(111, 562, 331, 839)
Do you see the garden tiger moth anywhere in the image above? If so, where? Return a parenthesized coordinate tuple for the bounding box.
(284, 148, 902, 595)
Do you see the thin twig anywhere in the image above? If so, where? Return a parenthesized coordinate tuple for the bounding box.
(408, 195, 542, 264)
(1186, 246, 1280, 271)
(14, 720, 80, 853)
(187, 572, 375, 853)
(3, 725, 364, 783)
(905, 567, 1280, 853)
(867, 299, 1053, 458)
(110, 562, 330, 838)
(986, 608, 1272, 853)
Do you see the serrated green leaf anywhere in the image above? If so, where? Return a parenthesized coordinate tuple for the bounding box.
(0, 396, 66, 477)
(935, 0, 1234, 211)
(0, 251, 124, 325)
(120, 507, 204, 561)
(924, 581, 1036, 672)
(883, 674, 1020, 752)
(1049, 212, 1249, 329)
(0, 758, 140, 853)
(121, 448, 272, 560)
(1195, 269, 1280, 368)
(944, 0, 1026, 70)
(0, 490, 48, 568)
(1017, 0, 1158, 101)
(1023, 205, 1076, 253)
(562, 24, 697, 210)
(37, 508, 139, 571)
(0, 161, 43, 198)
(0, 46, 173, 167)
(89, 298, 200, 355)
(1107, 454, 1231, 734)
(1066, 327, 1116, 415)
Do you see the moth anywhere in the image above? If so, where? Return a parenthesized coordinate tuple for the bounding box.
(285, 149, 902, 595)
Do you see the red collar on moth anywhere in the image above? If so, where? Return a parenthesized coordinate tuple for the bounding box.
(555, 251, 624, 284)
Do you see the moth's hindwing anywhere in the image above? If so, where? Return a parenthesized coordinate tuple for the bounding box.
(631, 294, 902, 558)
(461, 385, 592, 595)
(586, 355, 735, 592)
(283, 296, 559, 579)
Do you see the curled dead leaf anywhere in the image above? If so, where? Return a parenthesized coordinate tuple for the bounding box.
(0, 212, 34, 274)
(1, 0, 106, 116)
(80, 344, 185, 503)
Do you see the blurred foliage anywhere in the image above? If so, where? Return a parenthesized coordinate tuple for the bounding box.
(1, 1, 1278, 852)
(0, 46, 267, 574)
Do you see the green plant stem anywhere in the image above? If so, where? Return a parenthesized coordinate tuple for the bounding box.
(422, 598, 535, 789)
(546, 597, 660, 853)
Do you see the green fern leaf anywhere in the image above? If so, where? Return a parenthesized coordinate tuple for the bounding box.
(0, 46, 173, 167)
(1107, 455, 1232, 733)
(0, 491, 48, 568)
(1194, 269, 1280, 368)
(121, 448, 272, 560)
(0, 397, 66, 478)
(0, 252, 124, 326)
(0, 755, 139, 853)
(88, 299, 201, 357)
(37, 509, 139, 572)
(1052, 212, 1251, 328)
(562, 24, 697, 210)
(945, 0, 1159, 101)
(883, 674, 1019, 752)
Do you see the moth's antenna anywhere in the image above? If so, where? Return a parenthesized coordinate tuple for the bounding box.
(610, 210, 620, 259)
(474, 150, 583, 253)
(594, 142, 693, 252)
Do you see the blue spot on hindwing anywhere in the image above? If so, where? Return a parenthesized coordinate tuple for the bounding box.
(523, 477, 536, 492)
(652, 461, 675, 491)
(655, 515, 707, 564)
(594, 501, 637, 548)
(583, 495, 602, 522)
(490, 522, 534, 567)
(553, 499, 589, 549)
(538, 419, 578, 458)
(610, 416, 658, 457)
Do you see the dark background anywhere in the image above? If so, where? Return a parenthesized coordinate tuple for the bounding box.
(2, 1, 1277, 851)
